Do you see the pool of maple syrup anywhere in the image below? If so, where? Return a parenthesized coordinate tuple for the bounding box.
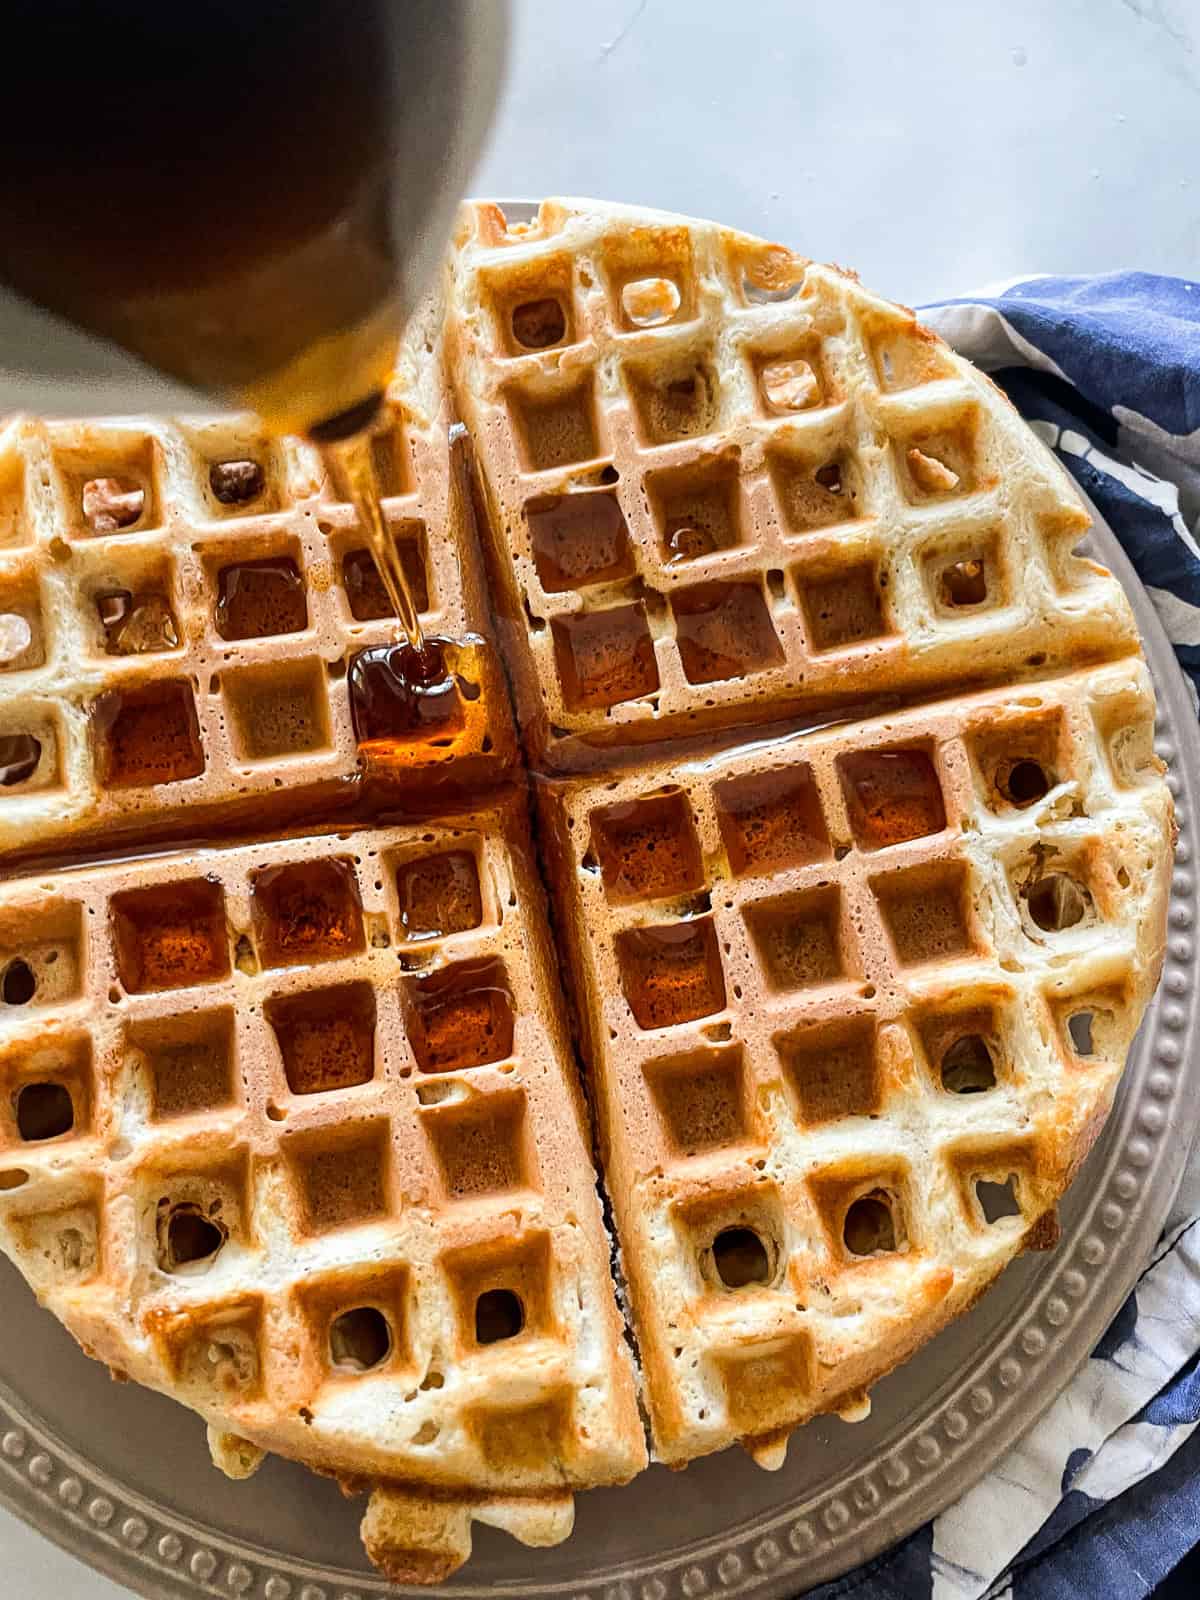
(348, 639, 465, 749)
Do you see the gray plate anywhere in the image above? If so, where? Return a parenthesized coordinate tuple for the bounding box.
(1, 333, 1197, 1600)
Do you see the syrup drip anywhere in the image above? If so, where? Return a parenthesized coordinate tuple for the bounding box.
(319, 425, 468, 751)
(319, 428, 425, 654)
(348, 640, 463, 751)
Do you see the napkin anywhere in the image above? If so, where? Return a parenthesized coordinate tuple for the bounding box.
(809, 273, 1200, 1600)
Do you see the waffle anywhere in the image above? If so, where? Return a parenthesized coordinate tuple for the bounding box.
(446, 199, 1137, 771)
(537, 656, 1173, 1465)
(0, 294, 514, 866)
(0, 796, 646, 1580)
(0, 196, 1177, 1582)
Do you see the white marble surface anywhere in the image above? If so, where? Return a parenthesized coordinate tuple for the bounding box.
(477, 0, 1200, 304)
(4, 0, 1198, 1593)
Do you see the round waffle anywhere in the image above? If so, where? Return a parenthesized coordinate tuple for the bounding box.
(0, 199, 1175, 1582)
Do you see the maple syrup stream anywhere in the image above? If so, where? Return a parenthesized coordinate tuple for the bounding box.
(319, 428, 425, 654)
(317, 426, 462, 749)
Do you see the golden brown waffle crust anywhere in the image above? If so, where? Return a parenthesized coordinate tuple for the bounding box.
(0, 794, 645, 1529)
(0, 196, 1179, 1576)
(446, 198, 1137, 773)
(0, 294, 514, 867)
(538, 657, 1173, 1465)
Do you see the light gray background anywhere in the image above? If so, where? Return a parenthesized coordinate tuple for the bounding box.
(5, 0, 1197, 1592)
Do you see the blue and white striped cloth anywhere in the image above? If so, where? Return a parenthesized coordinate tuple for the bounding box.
(811, 276, 1200, 1600)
